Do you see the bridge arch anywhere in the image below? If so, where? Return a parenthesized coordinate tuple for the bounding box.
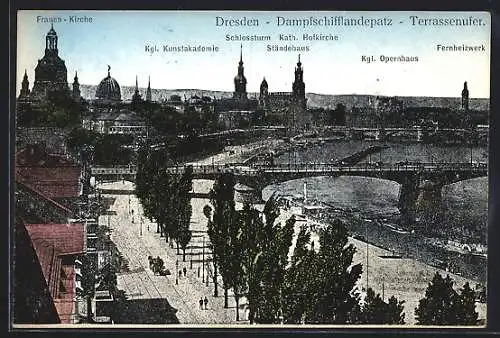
(91, 163, 487, 227)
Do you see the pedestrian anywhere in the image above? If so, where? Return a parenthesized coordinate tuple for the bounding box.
(199, 297, 204, 310)
(183, 267, 187, 277)
(204, 296, 208, 310)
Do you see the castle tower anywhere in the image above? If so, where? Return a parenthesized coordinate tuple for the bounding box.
(233, 44, 247, 100)
(19, 69, 31, 99)
(72, 71, 81, 100)
(292, 54, 306, 109)
(146, 76, 152, 102)
(461, 81, 469, 111)
(131, 75, 143, 103)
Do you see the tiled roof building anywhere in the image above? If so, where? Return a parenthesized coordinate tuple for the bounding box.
(16, 143, 83, 199)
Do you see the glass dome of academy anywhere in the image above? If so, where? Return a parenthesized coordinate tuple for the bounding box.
(96, 65, 122, 102)
(29, 24, 71, 101)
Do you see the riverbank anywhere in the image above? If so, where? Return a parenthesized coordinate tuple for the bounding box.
(186, 179, 486, 326)
(181, 139, 487, 325)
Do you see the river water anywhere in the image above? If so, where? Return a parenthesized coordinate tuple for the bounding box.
(262, 140, 488, 283)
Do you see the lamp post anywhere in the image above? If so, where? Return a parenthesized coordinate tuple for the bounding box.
(176, 259, 179, 285)
(190, 246, 193, 269)
(140, 216, 142, 236)
(206, 261, 209, 287)
(366, 220, 369, 292)
(202, 236, 205, 283)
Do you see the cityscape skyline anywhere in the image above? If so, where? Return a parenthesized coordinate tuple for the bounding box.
(17, 10, 491, 98)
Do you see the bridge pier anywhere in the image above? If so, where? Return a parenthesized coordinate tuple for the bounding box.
(415, 180, 444, 232)
(398, 174, 419, 228)
(234, 184, 264, 205)
(375, 129, 386, 141)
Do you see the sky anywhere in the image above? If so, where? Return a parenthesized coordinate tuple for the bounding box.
(16, 10, 491, 98)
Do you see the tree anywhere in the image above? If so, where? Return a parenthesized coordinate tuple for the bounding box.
(177, 228, 192, 262)
(203, 205, 219, 297)
(282, 225, 316, 324)
(66, 127, 100, 158)
(457, 282, 480, 325)
(174, 166, 193, 256)
(283, 219, 362, 324)
(135, 146, 176, 240)
(208, 172, 238, 308)
(254, 195, 295, 323)
(359, 288, 405, 324)
(229, 209, 248, 321)
(238, 202, 265, 323)
(415, 272, 479, 325)
(311, 219, 362, 324)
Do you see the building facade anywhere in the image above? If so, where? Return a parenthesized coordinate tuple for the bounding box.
(258, 55, 307, 111)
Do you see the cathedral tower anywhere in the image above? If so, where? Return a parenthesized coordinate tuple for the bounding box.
(259, 77, 268, 109)
(19, 69, 31, 99)
(461, 81, 469, 111)
(72, 71, 81, 100)
(233, 44, 247, 100)
(146, 76, 152, 102)
(131, 75, 143, 103)
(292, 54, 306, 108)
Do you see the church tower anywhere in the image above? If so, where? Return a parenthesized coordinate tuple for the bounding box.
(19, 69, 31, 99)
(45, 24, 58, 57)
(146, 76, 152, 102)
(233, 44, 247, 100)
(292, 54, 306, 108)
(72, 71, 81, 100)
(461, 81, 469, 111)
(31, 24, 70, 101)
(131, 75, 143, 103)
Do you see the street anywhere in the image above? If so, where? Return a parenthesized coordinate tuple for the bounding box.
(98, 180, 248, 324)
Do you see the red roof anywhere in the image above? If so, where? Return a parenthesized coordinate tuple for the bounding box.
(15, 177, 76, 216)
(16, 147, 77, 167)
(16, 146, 82, 199)
(25, 223, 85, 255)
(29, 237, 62, 297)
(25, 224, 84, 324)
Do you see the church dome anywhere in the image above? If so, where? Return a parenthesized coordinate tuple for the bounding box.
(96, 66, 121, 101)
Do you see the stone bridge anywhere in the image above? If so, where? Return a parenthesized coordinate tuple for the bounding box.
(91, 162, 487, 225)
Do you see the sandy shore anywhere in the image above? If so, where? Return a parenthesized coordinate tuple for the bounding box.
(186, 138, 284, 166)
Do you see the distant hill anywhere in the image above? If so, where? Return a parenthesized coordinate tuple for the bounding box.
(80, 84, 490, 111)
